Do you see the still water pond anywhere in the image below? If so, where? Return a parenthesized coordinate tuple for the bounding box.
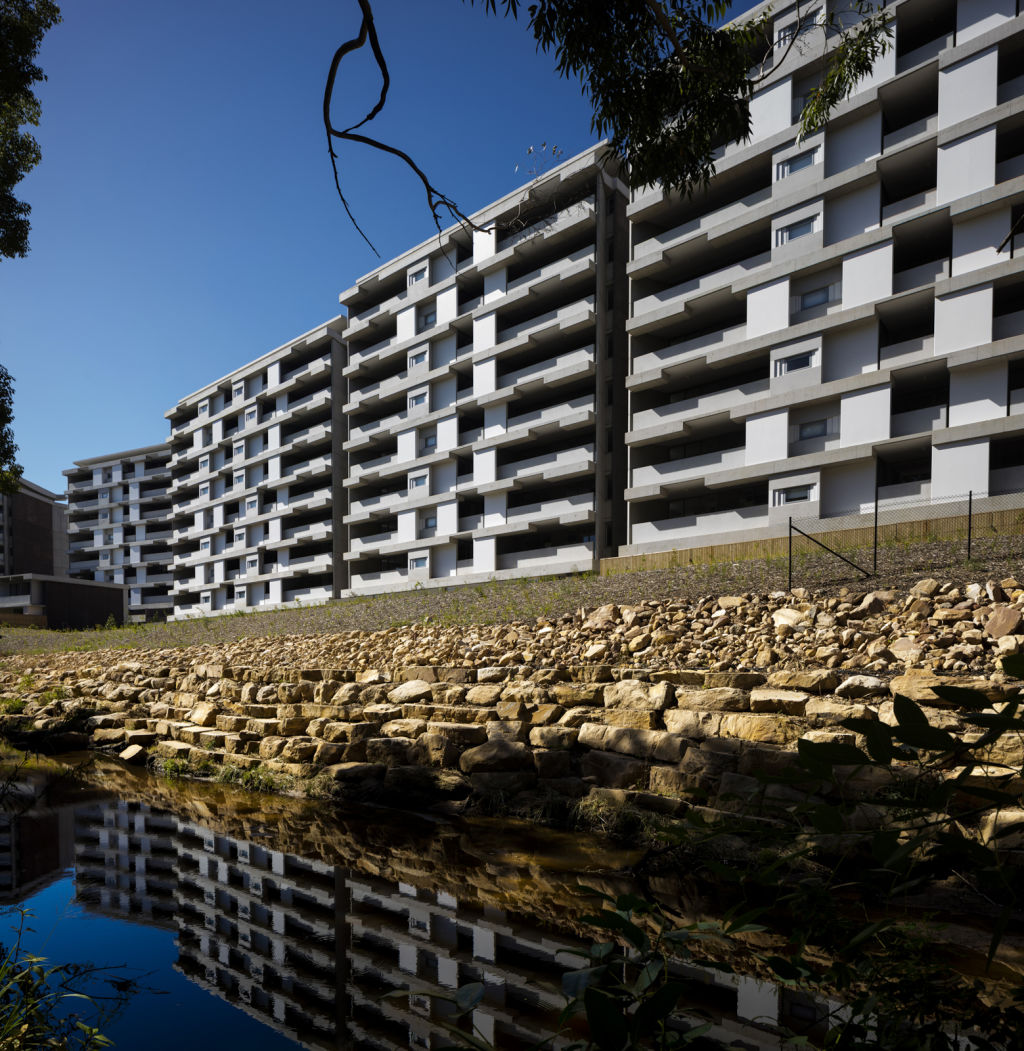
(0, 756, 787, 1050)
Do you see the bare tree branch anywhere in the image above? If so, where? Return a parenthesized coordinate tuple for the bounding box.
(642, 0, 692, 71)
(323, 0, 484, 255)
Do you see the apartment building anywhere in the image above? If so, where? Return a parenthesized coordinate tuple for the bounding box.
(623, 0, 1024, 555)
(337, 144, 628, 595)
(64, 445, 173, 620)
(164, 318, 345, 619)
(0, 477, 66, 577)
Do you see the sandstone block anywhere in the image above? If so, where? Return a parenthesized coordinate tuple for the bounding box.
(985, 606, 1023, 639)
(603, 680, 673, 711)
(533, 748, 572, 779)
(469, 771, 537, 794)
(662, 709, 722, 739)
(675, 687, 749, 712)
(580, 750, 646, 789)
(529, 726, 579, 750)
(485, 720, 529, 742)
(382, 718, 428, 739)
(325, 761, 386, 782)
(835, 675, 887, 699)
(551, 683, 604, 707)
(459, 738, 533, 774)
(749, 687, 808, 714)
(155, 740, 192, 760)
(718, 713, 802, 745)
(118, 744, 147, 765)
(578, 723, 684, 763)
(466, 684, 503, 706)
(416, 732, 461, 767)
(427, 722, 488, 748)
(387, 680, 434, 704)
(805, 698, 874, 724)
(91, 727, 125, 745)
(767, 669, 840, 693)
(704, 671, 766, 690)
(280, 738, 317, 762)
(258, 737, 288, 760)
(529, 704, 565, 726)
(189, 702, 219, 727)
(365, 737, 416, 767)
(496, 700, 529, 721)
(602, 709, 662, 730)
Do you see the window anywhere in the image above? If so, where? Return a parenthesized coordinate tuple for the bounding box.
(775, 23, 795, 48)
(201, 593, 211, 604)
(408, 266, 427, 286)
(234, 473, 244, 488)
(235, 588, 246, 601)
(99, 511, 109, 521)
(423, 433, 437, 449)
(798, 419, 828, 440)
(199, 458, 208, 471)
(200, 539, 210, 551)
(246, 499, 257, 513)
(233, 383, 244, 400)
(409, 556, 428, 570)
(777, 215, 816, 245)
(199, 485, 209, 497)
(409, 350, 427, 368)
(99, 489, 108, 500)
(234, 443, 244, 459)
(777, 484, 813, 504)
(777, 149, 816, 179)
(777, 351, 814, 375)
(409, 474, 427, 489)
(417, 305, 436, 332)
(198, 400, 209, 414)
(245, 409, 257, 424)
(800, 286, 831, 310)
(409, 390, 427, 409)
(423, 514, 437, 529)
(247, 557, 258, 570)
(234, 530, 245, 545)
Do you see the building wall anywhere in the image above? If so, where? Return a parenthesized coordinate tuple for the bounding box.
(65, 445, 173, 621)
(0, 479, 64, 576)
(164, 320, 345, 619)
(621, 0, 1024, 556)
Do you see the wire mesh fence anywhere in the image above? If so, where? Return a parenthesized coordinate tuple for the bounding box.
(787, 488, 1024, 590)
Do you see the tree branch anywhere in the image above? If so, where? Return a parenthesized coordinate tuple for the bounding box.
(642, 0, 691, 71)
(323, 0, 484, 255)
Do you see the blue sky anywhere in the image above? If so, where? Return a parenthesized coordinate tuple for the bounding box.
(1, 0, 601, 493)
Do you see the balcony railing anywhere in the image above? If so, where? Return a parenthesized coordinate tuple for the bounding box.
(631, 446, 746, 488)
(890, 404, 946, 437)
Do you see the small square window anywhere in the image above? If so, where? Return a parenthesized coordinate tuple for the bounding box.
(234, 443, 244, 459)
(247, 557, 258, 570)
(99, 511, 109, 521)
(199, 458, 208, 471)
(408, 266, 427, 285)
(198, 401, 209, 414)
(233, 383, 244, 400)
(235, 588, 246, 600)
(409, 391, 427, 409)
(409, 556, 428, 570)
(778, 484, 813, 504)
(777, 149, 816, 178)
(423, 515, 437, 529)
(800, 287, 831, 310)
(778, 351, 814, 375)
(234, 530, 245, 545)
(234, 473, 244, 487)
(777, 216, 816, 245)
(246, 499, 258, 512)
(199, 485, 209, 497)
(423, 434, 437, 449)
(245, 409, 257, 423)
(409, 474, 427, 489)
(200, 539, 210, 551)
(798, 419, 828, 440)
(409, 350, 427, 368)
(201, 593, 211, 604)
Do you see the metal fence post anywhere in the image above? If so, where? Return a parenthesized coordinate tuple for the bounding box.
(873, 490, 878, 576)
(788, 517, 792, 593)
(967, 490, 973, 561)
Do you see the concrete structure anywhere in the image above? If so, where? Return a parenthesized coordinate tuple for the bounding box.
(65, 445, 173, 621)
(337, 144, 628, 594)
(164, 318, 345, 618)
(0, 478, 66, 577)
(623, 0, 1024, 556)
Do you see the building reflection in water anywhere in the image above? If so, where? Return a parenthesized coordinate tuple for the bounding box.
(67, 797, 796, 1050)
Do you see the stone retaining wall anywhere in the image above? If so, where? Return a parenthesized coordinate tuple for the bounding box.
(3, 657, 1023, 852)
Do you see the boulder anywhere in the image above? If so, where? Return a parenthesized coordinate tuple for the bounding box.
(459, 738, 534, 774)
(603, 680, 673, 711)
(675, 687, 749, 712)
(985, 606, 1023, 639)
(387, 680, 434, 704)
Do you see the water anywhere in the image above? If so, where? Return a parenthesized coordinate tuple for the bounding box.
(0, 757, 670, 1050)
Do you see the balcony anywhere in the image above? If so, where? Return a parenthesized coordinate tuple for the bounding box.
(504, 394, 594, 438)
(631, 185, 773, 270)
(496, 346, 594, 394)
(498, 443, 595, 483)
(895, 32, 951, 75)
(504, 492, 594, 527)
(631, 446, 746, 489)
(495, 295, 595, 347)
(351, 568, 409, 589)
(348, 529, 397, 555)
(892, 257, 948, 295)
(998, 74, 1024, 106)
(630, 379, 770, 440)
(497, 195, 595, 253)
(994, 308, 1024, 341)
(877, 480, 931, 505)
(496, 542, 593, 572)
(631, 252, 771, 331)
(506, 244, 595, 296)
(631, 504, 770, 546)
(891, 404, 946, 437)
(882, 114, 937, 152)
(997, 152, 1024, 184)
(881, 187, 937, 224)
(346, 489, 407, 519)
(879, 334, 934, 369)
(348, 451, 400, 483)
(280, 455, 331, 485)
(631, 323, 747, 382)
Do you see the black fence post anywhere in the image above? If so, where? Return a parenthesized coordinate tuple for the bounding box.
(788, 517, 792, 593)
(873, 490, 879, 576)
(967, 490, 973, 561)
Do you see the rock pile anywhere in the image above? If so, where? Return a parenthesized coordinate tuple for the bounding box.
(1, 577, 1022, 852)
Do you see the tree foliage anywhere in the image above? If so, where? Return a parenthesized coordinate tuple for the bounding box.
(0, 365, 24, 496)
(0, 0, 62, 261)
(324, 0, 893, 246)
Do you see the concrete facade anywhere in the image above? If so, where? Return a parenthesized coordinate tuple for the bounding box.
(337, 145, 628, 594)
(65, 445, 173, 621)
(0, 478, 66, 578)
(622, 0, 1024, 555)
(164, 318, 345, 618)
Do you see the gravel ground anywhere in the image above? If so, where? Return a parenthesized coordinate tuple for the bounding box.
(1, 533, 1021, 657)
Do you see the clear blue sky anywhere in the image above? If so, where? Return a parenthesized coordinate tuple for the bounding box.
(2, 0, 758, 496)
